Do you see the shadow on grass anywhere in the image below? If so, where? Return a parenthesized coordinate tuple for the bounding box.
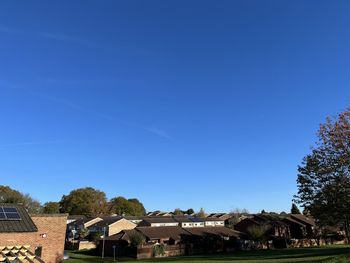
(68, 246, 350, 263)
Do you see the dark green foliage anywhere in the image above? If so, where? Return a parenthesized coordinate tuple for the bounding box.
(108, 196, 146, 216)
(247, 225, 270, 244)
(129, 231, 146, 247)
(185, 208, 195, 215)
(153, 243, 166, 257)
(60, 187, 107, 217)
(79, 228, 89, 240)
(173, 208, 195, 215)
(291, 203, 301, 214)
(173, 208, 184, 215)
(42, 202, 60, 214)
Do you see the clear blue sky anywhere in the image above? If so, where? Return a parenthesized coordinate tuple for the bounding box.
(1, 1, 349, 213)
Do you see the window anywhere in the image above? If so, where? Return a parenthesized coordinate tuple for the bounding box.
(35, 246, 42, 257)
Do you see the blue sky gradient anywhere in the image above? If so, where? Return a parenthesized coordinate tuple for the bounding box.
(1, 1, 350, 213)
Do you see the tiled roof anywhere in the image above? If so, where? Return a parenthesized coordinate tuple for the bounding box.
(141, 217, 178, 224)
(173, 216, 194, 223)
(105, 229, 138, 241)
(185, 227, 241, 238)
(0, 204, 37, 233)
(290, 214, 316, 226)
(136, 226, 188, 240)
(202, 217, 225, 222)
(89, 216, 123, 228)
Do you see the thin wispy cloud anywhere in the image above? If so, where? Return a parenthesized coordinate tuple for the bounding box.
(139, 127, 172, 140)
(28, 90, 171, 140)
(38, 32, 95, 46)
(0, 140, 64, 148)
(0, 26, 94, 46)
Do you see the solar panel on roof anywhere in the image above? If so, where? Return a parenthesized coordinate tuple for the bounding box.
(6, 213, 21, 219)
(0, 206, 21, 221)
(3, 207, 18, 213)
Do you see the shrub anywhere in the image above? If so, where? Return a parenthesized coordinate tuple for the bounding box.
(129, 231, 145, 247)
(153, 243, 166, 257)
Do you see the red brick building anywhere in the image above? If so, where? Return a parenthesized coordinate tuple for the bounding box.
(0, 204, 67, 263)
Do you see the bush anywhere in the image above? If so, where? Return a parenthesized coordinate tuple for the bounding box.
(129, 231, 145, 247)
(153, 243, 166, 257)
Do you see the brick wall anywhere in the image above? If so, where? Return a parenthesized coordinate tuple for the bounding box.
(0, 214, 67, 263)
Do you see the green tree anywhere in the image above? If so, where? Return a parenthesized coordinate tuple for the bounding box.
(42, 202, 60, 214)
(0, 185, 41, 214)
(129, 231, 146, 247)
(185, 208, 195, 215)
(128, 198, 146, 216)
(108, 196, 130, 215)
(108, 197, 146, 216)
(0, 185, 24, 203)
(79, 228, 89, 240)
(247, 225, 270, 249)
(173, 208, 184, 215)
(295, 109, 350, 243)
(60, 187, 107, 217)
(291, 203, 301, 214)
(196, 208, 207, 218)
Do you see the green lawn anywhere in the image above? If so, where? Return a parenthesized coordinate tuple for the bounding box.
(67, 246, 350, 263)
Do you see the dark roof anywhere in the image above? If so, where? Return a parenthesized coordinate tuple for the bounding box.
(290, 214, 316, 226)
(185, 227, 241, 238)
(0, 204, 37, 233)
(254, 214, 288, 227)
(105, 229, 138, 241)
(202, 217, 225, 222)
(89, 216, 123, 228)
(136, 226, 188, 240)
(67, 217, 98, 227)
(283, 217, 306, 227)
(173, 216, 194, 223)
(140, 217, 178, 224)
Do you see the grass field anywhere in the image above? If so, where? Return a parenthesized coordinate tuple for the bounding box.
(67, 246, 350, 263)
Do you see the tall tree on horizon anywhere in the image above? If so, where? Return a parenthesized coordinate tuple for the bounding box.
(108, 196, 146, 216)
(291, 203, 301, 214)
(42, 202, 60, 214)
(295, 108, 350, 243)
(60, 187, 107, 217)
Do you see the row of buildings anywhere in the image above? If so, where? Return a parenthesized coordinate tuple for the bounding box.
(0, 203, 344, 262)
(65, 211, 335, 259)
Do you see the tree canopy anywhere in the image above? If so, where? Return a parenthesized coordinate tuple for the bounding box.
(295, 108, 350, 243)
(42, 202, 60, 214)
(196, 208, 207, 218)
(0, 185, 41, 213)
(173, 208, 195, 215)
(108, 196, 146, 216)
(60, 187, 107, 217)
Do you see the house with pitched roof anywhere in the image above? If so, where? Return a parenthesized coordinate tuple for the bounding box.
(0, 204, 67, 263)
